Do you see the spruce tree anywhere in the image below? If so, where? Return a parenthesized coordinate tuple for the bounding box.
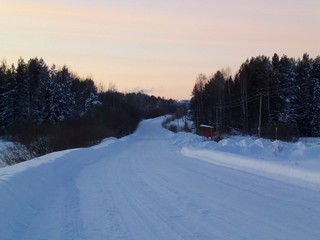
(310, 57, 320, 135)
(275, 55, 298, 127)
(295, 53, 313, 136)
(15, 58, 30, 119)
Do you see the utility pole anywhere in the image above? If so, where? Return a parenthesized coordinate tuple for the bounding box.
(216, 106, 219, 134)
(196, 108, 199, 134)
(258, 93, 262, 138)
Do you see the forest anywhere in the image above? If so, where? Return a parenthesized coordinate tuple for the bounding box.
(190, 53, 320, 140)
(2, 53, 319, 163)
(0, 57, 179, 163)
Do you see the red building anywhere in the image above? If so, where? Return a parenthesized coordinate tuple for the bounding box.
(199, 124, 214, 138)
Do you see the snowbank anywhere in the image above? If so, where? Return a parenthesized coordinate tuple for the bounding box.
(0, 149, 75, 182)
(171, 133, 320, 190)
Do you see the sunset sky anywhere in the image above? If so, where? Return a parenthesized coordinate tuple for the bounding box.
(1, 0, 319, 99)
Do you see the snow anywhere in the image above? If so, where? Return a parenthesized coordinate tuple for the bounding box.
(199, 124, 214, 128)
(0, 140, 16, 167)
(1, 117, 320, 239)
(163, 115, 193, 132)
(0, 140, 9, 167)
(175, 133, 320, 190)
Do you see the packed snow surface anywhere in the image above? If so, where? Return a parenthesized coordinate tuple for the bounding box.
(1, 117, 320, 239)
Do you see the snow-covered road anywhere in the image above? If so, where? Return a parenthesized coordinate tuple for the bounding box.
(1, 117, 320, 239)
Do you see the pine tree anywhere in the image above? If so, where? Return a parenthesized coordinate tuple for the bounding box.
(72, 78, 100, 117)
(0, 62, 7, 129)
(26, 58, 50, 123)
(52, 66, 76, 122)
(274, 55, 298, 126)
(15, 58, 30, 119)
(190, 74, 207, 129)
(2, 65, 19, 126)
(0, 63, 19, 129)
(82, 78, 100, 115)
(236, 56, 274, 134)
(204, 71, 226, 131)
(295, 53, 313, 136)
(310, 57, 320, 135)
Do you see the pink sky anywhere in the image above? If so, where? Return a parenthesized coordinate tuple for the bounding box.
(1, 0, 320, 99)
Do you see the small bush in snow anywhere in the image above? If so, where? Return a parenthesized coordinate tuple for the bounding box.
(0, 142, 34, 165)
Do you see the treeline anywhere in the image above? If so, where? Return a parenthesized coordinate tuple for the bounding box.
(0, 57, 99, 127)
(190, 53, 320, 140)
(0, 57, 178, 162)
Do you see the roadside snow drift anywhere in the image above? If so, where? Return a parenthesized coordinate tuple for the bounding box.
(1, 117, 320, 240)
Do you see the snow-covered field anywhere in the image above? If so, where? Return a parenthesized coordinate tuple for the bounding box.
(1, 117, 320, 239)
